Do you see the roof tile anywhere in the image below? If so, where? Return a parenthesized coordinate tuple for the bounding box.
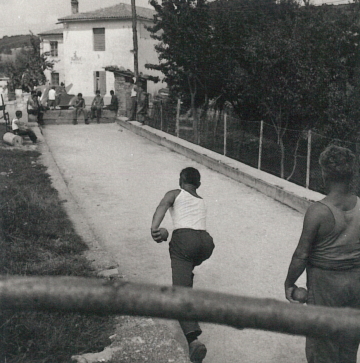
(58, 3, 155, 22)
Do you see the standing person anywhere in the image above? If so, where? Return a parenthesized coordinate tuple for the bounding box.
(36, 90, 45, 126)
(47, 86, 56, 109)
(136, 84, 148, 124)
(12, 110, 37, 143)
(90, 90, 104, 123)
(73, 93, 89, 125)
(151, 167, 215, 363)
(130, 82, 137, 121)
(284, 145, 360, 363)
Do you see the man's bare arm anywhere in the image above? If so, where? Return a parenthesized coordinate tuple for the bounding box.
(151, 190, 178, 242)
(284, 203, 325, 302)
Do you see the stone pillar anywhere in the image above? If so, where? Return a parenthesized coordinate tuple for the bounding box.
(114, 75, 132, 117)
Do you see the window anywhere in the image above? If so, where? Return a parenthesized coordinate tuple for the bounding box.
(93, 71, 106, 95)
(50, 41, 58, 57)
(51, 73, 59, 86)
(93, 28, 105, 51)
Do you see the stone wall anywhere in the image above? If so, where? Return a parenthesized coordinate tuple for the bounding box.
(113, 75, 133, 117)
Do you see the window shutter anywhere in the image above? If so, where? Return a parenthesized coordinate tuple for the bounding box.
(93, 28, 105, 51)
(99, 71, 106, 96)
(93, 71, 97, 93)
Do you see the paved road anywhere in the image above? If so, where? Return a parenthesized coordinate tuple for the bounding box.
(43, 123, 308, 363)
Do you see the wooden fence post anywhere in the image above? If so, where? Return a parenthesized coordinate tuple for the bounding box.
(306, 129, 312, 189)
(176, 98, 181, 138)
(258, 120, 264, 170)
(224, 112, 227, 156)
(160, 100, 163, 131)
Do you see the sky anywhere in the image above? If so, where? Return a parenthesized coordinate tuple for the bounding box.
(0, 0, 351, 39)
(0, 0, 153, 38)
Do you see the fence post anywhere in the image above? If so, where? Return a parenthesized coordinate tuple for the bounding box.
(176, 98, 181, 138)
(306, 129, 312, 189)
(224, 112, 227, 156)
(160, 100, 163, 131)
(258, 120, 264, 170)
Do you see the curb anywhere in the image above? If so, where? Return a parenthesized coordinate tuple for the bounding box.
(36, 125, 191, 363)
(117, 118, 324, 213)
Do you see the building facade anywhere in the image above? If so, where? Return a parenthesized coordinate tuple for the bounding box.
(38, 28, 65, 86)
(55, 2, 162, 104)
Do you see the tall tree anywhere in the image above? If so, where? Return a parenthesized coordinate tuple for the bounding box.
(1, 33, 53, 93)
(147, 0, 219, 143)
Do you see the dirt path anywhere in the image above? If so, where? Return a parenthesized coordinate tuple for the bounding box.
(43, 123, 309, 363)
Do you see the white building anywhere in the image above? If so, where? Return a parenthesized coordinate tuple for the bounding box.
(55, 1, 162, 104)
(38, 28, 65, 86)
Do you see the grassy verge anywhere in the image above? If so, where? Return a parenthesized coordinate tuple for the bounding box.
(0, 145, 116, 363)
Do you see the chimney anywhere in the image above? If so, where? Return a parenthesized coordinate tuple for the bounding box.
(71, 0, 79, 14)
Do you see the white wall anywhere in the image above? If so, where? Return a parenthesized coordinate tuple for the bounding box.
(41, 34, 65, 86)
(63, 19, 164, 102)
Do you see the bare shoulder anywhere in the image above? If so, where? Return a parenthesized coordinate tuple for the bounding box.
(305, 201, 331, 222)
(160, 189, 181, 206)
(164, 189, 181, 200)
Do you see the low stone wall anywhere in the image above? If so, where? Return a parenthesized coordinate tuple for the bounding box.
(43, 109, 117, 125)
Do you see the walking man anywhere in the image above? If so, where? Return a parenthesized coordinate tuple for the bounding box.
(151, 167, 215, 363)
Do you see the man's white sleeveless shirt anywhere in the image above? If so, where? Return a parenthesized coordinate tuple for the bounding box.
(169, 189, 206, 230)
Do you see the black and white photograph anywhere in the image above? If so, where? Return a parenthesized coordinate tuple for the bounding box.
(1, 0, 360, 362)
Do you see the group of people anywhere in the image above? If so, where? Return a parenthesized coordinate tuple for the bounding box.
(72, 90, 119, 125)
(151, 144, 360, 363)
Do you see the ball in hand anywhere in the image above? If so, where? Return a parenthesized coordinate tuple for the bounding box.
(292, 287, 308, 303)
(159, 228, 169, 241)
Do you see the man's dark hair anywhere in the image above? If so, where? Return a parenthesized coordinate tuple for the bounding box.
(96, 90, 100, 94)
(180, 167, 201, 188)
(110, 90, 114, 95)
(319, 145, 356, 182)
(77, 93, 82, 97)
(15, 110, 22, 117)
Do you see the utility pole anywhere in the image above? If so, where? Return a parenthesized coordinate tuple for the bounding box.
(131, 0, 139, 79)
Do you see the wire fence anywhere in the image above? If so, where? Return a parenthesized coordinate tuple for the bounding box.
(147, 100, 359, 195)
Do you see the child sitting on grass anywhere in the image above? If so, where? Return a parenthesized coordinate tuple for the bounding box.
(151, 167, 215, 363)
(11, 110, 37, 143)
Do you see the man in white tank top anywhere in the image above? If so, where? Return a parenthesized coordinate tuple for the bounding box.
(151, 167, 215, 363)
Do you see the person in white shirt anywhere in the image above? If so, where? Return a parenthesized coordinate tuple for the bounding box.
(130, 83, 137, 120)
(12, 110, 37, 143)
(151, 167, 215, 363)
(47, 87, 56, 109)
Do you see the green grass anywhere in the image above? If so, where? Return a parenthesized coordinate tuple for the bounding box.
(0, 146, 116, 363)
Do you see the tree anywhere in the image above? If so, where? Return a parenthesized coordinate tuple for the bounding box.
(147, 0, 220, 143)
(1, 33, 53, 93)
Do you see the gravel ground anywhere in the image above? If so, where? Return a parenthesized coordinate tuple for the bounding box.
(40, 122, 317, 363)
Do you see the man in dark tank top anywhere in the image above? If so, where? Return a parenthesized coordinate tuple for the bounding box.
(285, 145, 360, 363)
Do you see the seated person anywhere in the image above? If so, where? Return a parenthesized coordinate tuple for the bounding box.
(11, 110, 37, 143)
(73, 93, 89, 125)
(27, 91, 38, 117)
(104, 90, 118, 115)
(90, 90, 104, 123)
